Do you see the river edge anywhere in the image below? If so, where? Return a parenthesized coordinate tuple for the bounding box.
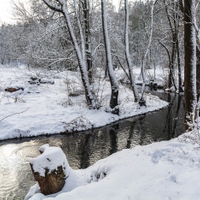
(0, 66, 168, 141)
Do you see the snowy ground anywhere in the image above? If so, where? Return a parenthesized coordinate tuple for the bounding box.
(0, 65, 168, 140)
(26, 131, 200, 200)
(2, 65, 197, 200)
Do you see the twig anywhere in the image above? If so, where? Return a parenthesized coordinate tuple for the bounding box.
(0, 108, 29, 123)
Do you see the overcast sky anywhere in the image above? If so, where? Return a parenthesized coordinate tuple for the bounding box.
(0, 0, 14, 24)
(0, 0, 121, 25)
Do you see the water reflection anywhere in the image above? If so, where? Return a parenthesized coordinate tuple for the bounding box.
(160, 93, 184, 139)
(0, 93, 185, 199)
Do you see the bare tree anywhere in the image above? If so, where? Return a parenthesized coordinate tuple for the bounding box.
(124, 0, 140, 103)
(163, 0, 183, 92)
(42, 0, 100, 109)
(101, 0, 119, 114)
(139, 0, 157, 105)
(82, 0, 93, 84)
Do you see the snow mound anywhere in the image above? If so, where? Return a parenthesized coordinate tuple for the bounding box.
(30, 144, 70, 177)
(27, 132, 200, 200)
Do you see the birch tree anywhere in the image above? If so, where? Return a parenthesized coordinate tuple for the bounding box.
(82, 0, 93, 84)
(184, 0, 197, 129)
(42, 0, 100, 109)
(139, 0, 157, 105)
(124, 0, 140, 103)
(101, 0, 119, 114)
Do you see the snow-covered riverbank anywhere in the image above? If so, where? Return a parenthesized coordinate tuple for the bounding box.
(3, 65, 199, 200)
(0, 65, 168, 140)
(26, 130, 200, 200)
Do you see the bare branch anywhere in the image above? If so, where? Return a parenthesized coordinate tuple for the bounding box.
(42, 0, 63, 13)
(0, 108, 29, 123)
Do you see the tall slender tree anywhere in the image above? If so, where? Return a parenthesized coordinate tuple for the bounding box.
(163, 0, 183, 92)
(140, 0, 156, 105)
(42, 0, 100, 109)
(82, 0, 93, 84)
(101, 0, 119, 114)
(184, 0, 197, 129)
(124, 0, 140, 103)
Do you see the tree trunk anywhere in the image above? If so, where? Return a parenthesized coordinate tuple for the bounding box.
(124, 0, 140, 102)
(164, 0, 177, 91)
(42, 0, 99, 109)
(83, 0, 93, 84)
(196, 48, 200, 100)
(184, 0, 197, 130)
(176, 36, 183, 92)
(168, 33, 177, 91)
(101, 0, 119, 114)
(62, 4, 97, 108)
(175, 2, 183, 92)
(30, 145, 68, 195)
(159, 41, 176, 91)
(30, 165, 66, 195)
(139, 0, 155, 105)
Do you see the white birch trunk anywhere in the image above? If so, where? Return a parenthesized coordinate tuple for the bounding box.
(83, 0, 93, 84)
(140, 0, 155, 102)
(101, 0, 119, 114)
(42, 0, 99, 109)
(124, 0, 140, 102)
(74, 0, 86, 61)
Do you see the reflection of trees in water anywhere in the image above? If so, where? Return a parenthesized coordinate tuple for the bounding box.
(138, 115, 147, 145)
(62, 129, 113, 169)
(172, 95, 183, 137)
(109, 124, 118, 154)
(163, 94, 184, 139)
(79, 133, 92, 168)
(126, 120, 136, 149)
(126, 115, 147, 148)
(164, 94, 174, 139)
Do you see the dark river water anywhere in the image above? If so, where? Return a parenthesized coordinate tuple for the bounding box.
(0, 93, 185, 199)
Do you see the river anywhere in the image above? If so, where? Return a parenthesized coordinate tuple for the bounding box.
(0, 93, 185, 199)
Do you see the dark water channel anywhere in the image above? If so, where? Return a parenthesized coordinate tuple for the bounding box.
(0, 93, 185, 199)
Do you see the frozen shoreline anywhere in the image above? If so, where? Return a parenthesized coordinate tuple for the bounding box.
(2, 66, 200, 200)
(0, 65, 168, 140)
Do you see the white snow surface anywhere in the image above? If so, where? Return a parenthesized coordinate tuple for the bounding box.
(27, 131, 200, 200)
(0, 65, 168, 140)
(30, 144, 70, 177)
(2, 65, 200, 200)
